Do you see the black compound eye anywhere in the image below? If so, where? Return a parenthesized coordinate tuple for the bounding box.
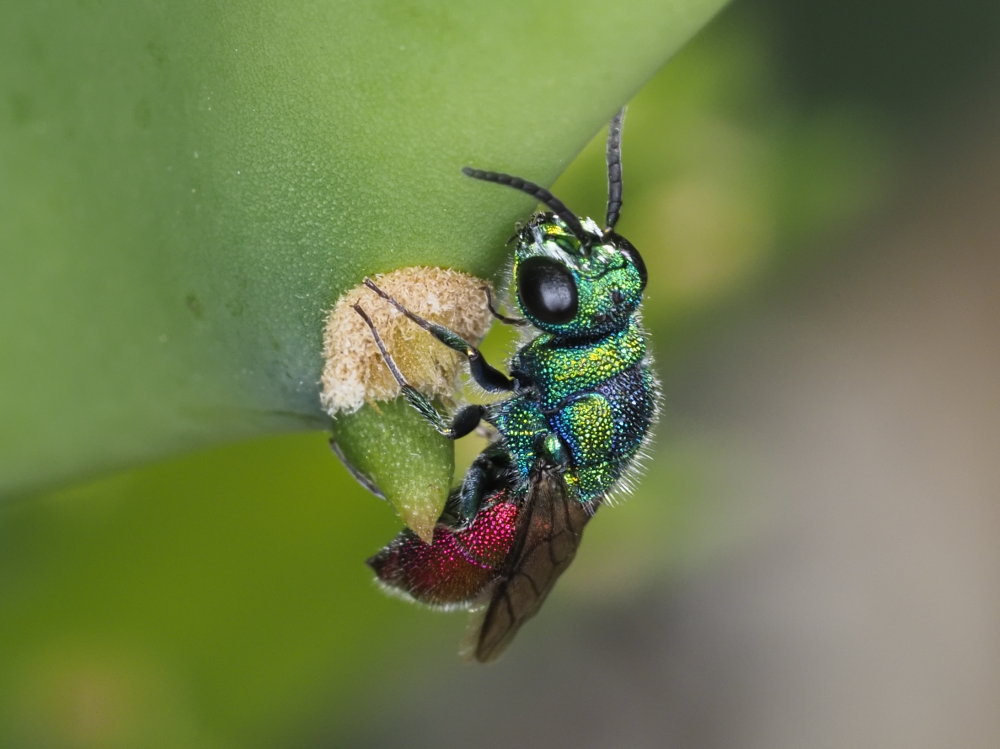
(608, 232, 647, 290)
(518, 256, 578, 325)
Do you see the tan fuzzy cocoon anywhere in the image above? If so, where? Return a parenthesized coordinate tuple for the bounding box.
(320, 267, 494, 416)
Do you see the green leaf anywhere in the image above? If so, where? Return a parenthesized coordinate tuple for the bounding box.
(331, 400, 454, 542)
(0, 0, 728, 499)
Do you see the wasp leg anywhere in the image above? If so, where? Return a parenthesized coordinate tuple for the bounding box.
(353, 303, 486, 439)
(481, 286, 528, 327)
(363, 278, 515, 393)
(450, 448, 513, 525)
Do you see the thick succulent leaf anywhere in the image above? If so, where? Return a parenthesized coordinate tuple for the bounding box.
(0, 0, 728, 501)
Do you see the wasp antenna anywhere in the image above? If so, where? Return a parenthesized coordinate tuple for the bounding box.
(605, 107, 626, 231)
(462, 167, 593, 251)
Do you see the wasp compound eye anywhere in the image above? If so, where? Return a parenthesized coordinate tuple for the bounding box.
(518, 256, 578, 325)
(609, 232, 647, 290)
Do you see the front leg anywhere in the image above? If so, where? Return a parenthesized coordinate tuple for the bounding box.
(353, 303, 485, 439)
(363, 279, 515, 393)
(482, 285, 528, 327)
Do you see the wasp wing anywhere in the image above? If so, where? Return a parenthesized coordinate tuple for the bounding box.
(466, 471, 599, 663)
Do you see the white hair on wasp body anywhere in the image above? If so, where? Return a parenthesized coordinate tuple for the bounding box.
(526, 214, 604, 265)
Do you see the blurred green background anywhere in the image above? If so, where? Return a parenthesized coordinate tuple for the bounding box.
(4, 0, 1000, 747)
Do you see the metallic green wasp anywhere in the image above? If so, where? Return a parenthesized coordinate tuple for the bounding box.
(353, 109, 658, 661)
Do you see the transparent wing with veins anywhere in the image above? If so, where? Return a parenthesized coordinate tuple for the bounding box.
(465, 472, 600, 663)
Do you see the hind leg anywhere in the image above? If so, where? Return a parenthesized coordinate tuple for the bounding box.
(447, 447, 513, 525)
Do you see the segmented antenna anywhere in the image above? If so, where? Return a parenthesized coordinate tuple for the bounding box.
(605, 108, 626, 231)
(462, 167, 593, 251)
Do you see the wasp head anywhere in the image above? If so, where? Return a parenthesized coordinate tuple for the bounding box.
(511, 213, 646, 338)
(463, 109, 642, 339)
